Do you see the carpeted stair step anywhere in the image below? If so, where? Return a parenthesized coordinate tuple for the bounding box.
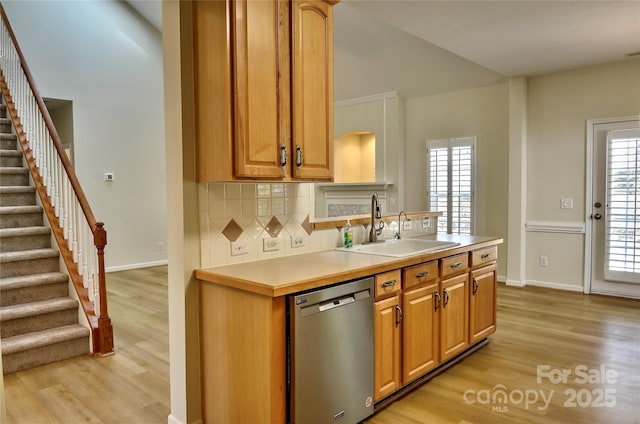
(0, 133, 17, 150)
(0, 226, 51, 252)
(0, 150, 22, 167)
(0, 248, 59, 278)
(0, 167, 29, 186)
(0, 186, 36, 206)
(0, 272, 69, 306)
(1, 117, 11, 133)
(0, 205, 44, 229)
(1, 324, 90, 374)
(0, 297, 79, 338)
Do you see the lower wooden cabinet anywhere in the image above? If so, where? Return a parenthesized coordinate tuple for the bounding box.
(374, 295, 401, 401)
(373, 244, 499, 405)
(439, 273, 469, 362)
(470, 263, 497, 343)
(402, 283, 439, 385)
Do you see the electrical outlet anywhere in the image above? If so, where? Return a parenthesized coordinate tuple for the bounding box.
(402, 220, 412, 231)
(263, 238, 281, 252)
(292, 235, 306, 248)
(156, 242, 163, 251)
(422, 218, 431, 230)
(231, 241, 249, 256)
(540, 256, 548, 267)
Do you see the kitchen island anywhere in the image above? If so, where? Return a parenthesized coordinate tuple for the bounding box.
(196, 234, 502, 423)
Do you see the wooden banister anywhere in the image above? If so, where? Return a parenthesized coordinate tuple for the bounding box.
(0, 4, 113, 356)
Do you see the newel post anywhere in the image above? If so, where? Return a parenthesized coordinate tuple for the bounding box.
(94, 222, 114, 355)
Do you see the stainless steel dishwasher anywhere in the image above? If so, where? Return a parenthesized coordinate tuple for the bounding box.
(288, 277, 374, 424)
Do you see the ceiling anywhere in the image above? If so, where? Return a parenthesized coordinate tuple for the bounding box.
(126, 0, 640, 100)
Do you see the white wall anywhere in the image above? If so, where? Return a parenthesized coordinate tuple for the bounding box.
(404, 83, 510, 276)
(3, 1, 166, 270)
(525, 58, 640, 289)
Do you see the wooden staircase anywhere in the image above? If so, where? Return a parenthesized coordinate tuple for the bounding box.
(0, 96, 90, 374)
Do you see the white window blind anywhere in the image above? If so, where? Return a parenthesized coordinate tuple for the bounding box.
(426, 137, 475, 235)
(605, 128, 640, 283)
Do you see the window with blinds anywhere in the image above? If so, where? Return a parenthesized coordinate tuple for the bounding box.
(426, 137, 475, 235)
(605, 129, 640, 283)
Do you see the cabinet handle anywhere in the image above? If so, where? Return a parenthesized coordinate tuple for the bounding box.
(450, 262, 462, 269)
(381, 279, 397, 288)
(280, 144, 287, 168)
(443, 289, 449, 306)
(295, 144, 304, 169)
(472, 278, 478, 295)
(481, 253, 491, 259)
(395, 305, 403, 327)
(416, 271, 430, 278)
(434, 292, 441, 311)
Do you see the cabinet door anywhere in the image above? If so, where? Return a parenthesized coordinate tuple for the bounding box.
(440, 273, 469, 361)
(232, 0, 287, 178)
(470, 263, 497, 343)
(402, 285, 439, 385)
(290, 0, 334, 180)
(374, 295, 401, 401)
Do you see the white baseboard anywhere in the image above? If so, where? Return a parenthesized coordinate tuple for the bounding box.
(505, 279, 526, 287)
(525, 279, 584, 292)
(497, 274, 507, 283)
(106, 259, 168, 273)
(167, 414, 202, 424)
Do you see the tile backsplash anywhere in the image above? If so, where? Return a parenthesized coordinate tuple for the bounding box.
(199, 183, 342, 267)
(198, 182, 437, 268)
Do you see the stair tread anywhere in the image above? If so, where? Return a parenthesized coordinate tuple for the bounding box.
(0, 150, 21, 156)
(0, 186, 35, 193)
(0, 248, 58, 263)
(1, 324, 89, 355)
(0, 271, 68, 290)
(0, 297, 78, 321)
(0, 134, 17, 140)
(0, 226, 50, 237)
(0, 167, 28, 174)
(0, 205, 42, 214)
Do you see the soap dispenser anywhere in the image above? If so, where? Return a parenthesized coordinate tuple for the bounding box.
(343, 220, 353, 248)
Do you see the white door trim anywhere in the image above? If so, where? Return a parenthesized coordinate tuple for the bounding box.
(584, 116, 640, 295)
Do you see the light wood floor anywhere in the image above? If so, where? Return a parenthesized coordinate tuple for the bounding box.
(4, 267, 639, 423)
(3, 266, 170, 423)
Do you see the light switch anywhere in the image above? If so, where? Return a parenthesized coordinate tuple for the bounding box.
(561, 198, 573, 209)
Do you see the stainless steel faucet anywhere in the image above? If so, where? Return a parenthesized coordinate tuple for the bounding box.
(395, 211, 408, 239)
(368, 192, 385, 243)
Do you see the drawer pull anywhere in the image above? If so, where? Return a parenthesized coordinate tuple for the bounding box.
(381, 279, 397, 288)
(416, 271, 430, 278)
(450, 262, 463, 268)
(481, 253, 491, 259)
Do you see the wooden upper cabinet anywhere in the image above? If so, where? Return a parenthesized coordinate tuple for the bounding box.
(232, 0, 287, 179)
(291, 0, 334, 180)
(192, 0, 336, 182)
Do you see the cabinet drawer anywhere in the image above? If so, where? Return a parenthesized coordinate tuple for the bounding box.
(403, 261, 438, 289)
(375, 270, 402, 299)
(440, 253, 469, 278)
(471, 246, 498, 267)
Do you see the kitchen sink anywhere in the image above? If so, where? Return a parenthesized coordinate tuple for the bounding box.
(337, 238, 460, 258)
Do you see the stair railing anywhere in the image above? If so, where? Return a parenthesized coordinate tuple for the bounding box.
(0, 5, 113, 355)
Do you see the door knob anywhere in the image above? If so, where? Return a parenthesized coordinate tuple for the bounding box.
(593, 213, 602, 220)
